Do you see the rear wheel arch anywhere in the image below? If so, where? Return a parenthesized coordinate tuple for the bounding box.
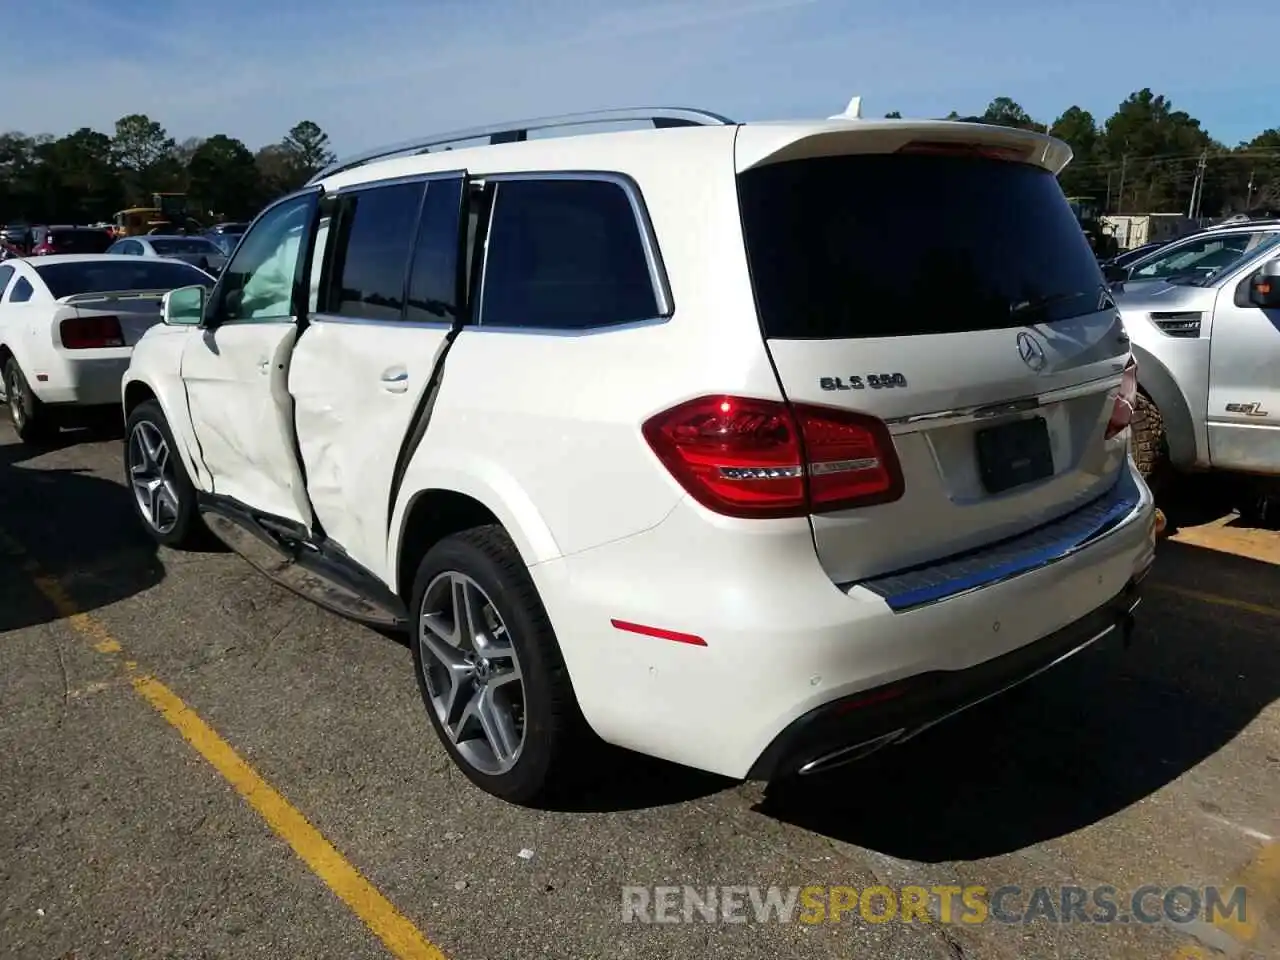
(396, 489, 502, 601)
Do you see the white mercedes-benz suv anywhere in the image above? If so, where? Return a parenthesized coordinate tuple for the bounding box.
(121, 107, 1158, 804)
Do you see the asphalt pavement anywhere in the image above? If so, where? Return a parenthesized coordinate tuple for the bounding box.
(2, 422, 1278, 960)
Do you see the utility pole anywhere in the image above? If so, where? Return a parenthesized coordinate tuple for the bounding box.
(1187, 150, 1208, 219)
(1195, 150, 1209, 218)
(1117, 155, 1128, 214)
(1247, 169, 1255, 209)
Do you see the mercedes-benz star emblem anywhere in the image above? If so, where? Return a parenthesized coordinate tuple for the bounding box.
(1016, 331, 1047, 372)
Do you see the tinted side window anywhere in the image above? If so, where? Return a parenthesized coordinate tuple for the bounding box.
(405, 178, 463, 324)
(479, 178, 659, 330)
(0, 265, 13, 297)
(324, 181, 424, 321)
(10, 278, 33, 303)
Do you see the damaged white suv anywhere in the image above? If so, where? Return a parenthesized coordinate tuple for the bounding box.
(122, 107, 1157, 804)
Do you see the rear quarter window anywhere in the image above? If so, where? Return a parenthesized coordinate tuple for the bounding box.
(737, 153, 1106, 339)
(9, 277, 34, 302)
(478, 178, 661, 330)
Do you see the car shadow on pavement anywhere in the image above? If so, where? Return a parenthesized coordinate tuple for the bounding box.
(1155, 472, 1236, 532)
(755, 539, 1280, 862)
(0, 429, 167, 633)
(543, 746, 735, 813)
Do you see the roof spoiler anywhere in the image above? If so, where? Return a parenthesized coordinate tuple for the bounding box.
(57, 289, 172, 305)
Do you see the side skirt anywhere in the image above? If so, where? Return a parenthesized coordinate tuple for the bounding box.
(197, 494, 409, 630)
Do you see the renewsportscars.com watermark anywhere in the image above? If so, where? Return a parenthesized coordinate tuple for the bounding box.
(621, 884, 1249, 926)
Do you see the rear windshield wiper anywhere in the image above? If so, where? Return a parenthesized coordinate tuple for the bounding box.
(1008, 286, 1111, 320)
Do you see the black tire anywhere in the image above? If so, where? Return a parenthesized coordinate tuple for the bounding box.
(409, 524, 586, 806)
(123, 399, 207, 549)
(1237, 482, 1280, 529)
(4, 357, 57, 445)
(1131, 391, 1172, 496)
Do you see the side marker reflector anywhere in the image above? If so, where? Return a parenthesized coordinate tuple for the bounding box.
(611, 619, 707, 647)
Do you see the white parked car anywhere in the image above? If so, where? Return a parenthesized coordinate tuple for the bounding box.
(106, 234, 229, 275)
(122, 108, 1158, 804)
(0, 254, 216, 443)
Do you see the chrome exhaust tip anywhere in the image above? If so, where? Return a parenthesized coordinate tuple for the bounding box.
(797, 728, 907, 776)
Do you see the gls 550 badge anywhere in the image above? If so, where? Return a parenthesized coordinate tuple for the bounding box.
(819, 373, 908, 391)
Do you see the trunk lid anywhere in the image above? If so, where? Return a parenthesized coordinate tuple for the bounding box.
(56, 290, 167, 346)
(33, 259, 216, 347)
(735, 125, 1133, 584)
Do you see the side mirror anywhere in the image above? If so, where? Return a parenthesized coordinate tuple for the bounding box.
(162, 284, 206, 326)
(1103, 263, 1129, 285)
(1248, 259, 1280, 308)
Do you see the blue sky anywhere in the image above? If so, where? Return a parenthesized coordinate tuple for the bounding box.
(5, 0, 1275, 154)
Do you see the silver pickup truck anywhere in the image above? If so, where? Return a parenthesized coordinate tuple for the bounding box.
(1108, 222, 1280, 522)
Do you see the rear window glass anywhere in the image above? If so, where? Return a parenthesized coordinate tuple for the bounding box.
(150, 238, 220, 256)
(738, 154, 1106, 339)
(47, 229, 113, 253)
(35, 260, 215, 299)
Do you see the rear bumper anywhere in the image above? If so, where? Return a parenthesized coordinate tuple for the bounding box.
(746, 578, 1143, 780)
(30, 350, 131, 407)
(533, 459, 1156, 780)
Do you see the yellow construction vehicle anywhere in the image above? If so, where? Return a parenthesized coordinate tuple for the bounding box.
(112, 193, 204, 237)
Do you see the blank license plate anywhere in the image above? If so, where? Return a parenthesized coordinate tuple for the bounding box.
(975, 417, 1054, 494)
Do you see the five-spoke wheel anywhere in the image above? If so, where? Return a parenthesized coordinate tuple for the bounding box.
(409, 525, 585, 805)
(123, 400, 203, 548)
(3, 357, 54, 445)
(418, 571, 526, 775)
(129, 419, 180, 535)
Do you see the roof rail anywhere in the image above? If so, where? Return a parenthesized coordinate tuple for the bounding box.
(308, 106, 737, 184)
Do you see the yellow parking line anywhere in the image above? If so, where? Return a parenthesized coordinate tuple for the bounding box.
(6, 529, 446, 960)
(1163, 841, 1280, 958)
(1149, 583, 1280, 620)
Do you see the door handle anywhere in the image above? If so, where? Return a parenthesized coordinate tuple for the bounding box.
(257, 359, 270, 374)
(380, 369, 409, 393)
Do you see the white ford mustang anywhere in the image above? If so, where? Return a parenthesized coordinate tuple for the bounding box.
(0, 253, 215, 443)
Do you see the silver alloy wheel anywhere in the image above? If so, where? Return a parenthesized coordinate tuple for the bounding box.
(6, 369, 24, 429)
(128, 420, 180, 535)
(418, 572, 526, 775)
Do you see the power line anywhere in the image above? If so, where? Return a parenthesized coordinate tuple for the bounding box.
(1066, 147, 1280, 173)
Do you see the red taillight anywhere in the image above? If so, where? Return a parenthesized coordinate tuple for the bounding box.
(60, 315, 124, 349)
(642, 395, 904, 519)
(1106, 357, 1138, 440)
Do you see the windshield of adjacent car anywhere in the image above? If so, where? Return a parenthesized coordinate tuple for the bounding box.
(738, 153, 1106, 338)
(1129, 230, 1280, 285)
(34, 260, 216, 298)
(150, 238, 222, 256)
